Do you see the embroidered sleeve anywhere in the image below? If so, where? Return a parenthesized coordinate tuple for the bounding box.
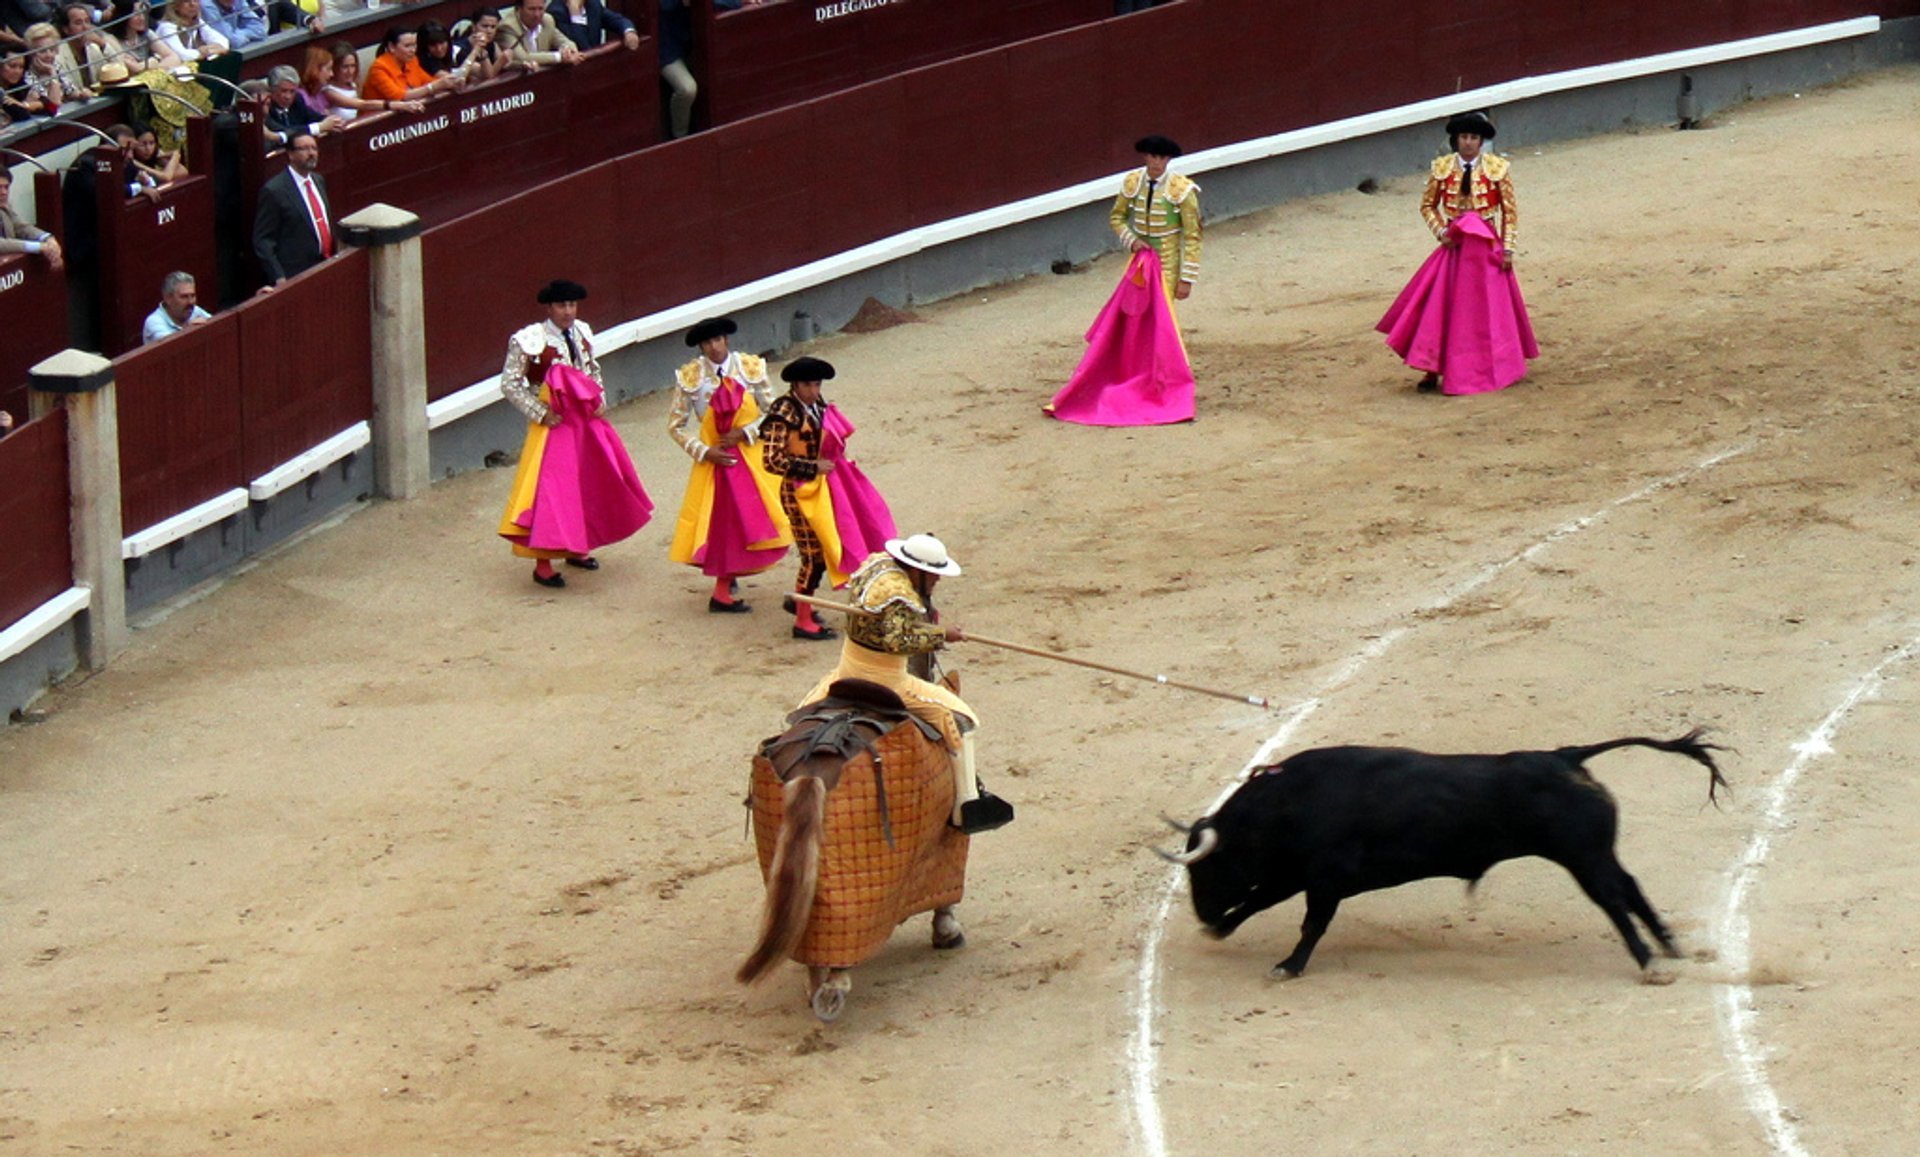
(1496, 168, 1518, 254)
(499, 336, 551, 423)
(1109, 189, 1137, 248)
(1420, 170, 1448, 240)
(667, 382, 711, 462)
(870, 601, 946, 654)
(1178, 187, 1202, 283)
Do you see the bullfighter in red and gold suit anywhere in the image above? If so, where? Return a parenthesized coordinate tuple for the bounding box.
(1378, 110, 1539, 395)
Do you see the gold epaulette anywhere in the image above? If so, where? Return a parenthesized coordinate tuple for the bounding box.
(737, 352, 768, 383)
(674, 359, 704, 391)
(1119, 168, 1145, 198)
(1479, 153, 1510, 180)
(1163, 172, 1198, 203)
(1429, 154, 1457, 180)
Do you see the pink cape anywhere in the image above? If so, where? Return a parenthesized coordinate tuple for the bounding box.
(1377, 210, 1539, 395)
(512, 364, 653, 553)
(694, 379, 788, 576)
(1047, 249, 1195, 425)
(819, 405, 895, 573)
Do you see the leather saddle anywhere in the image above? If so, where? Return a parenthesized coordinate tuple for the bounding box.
(756, 679, 943, 848)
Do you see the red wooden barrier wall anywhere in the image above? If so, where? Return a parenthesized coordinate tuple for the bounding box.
(0, 253, 67, 429)
(114, 319, 246, 536)
(694, 0, 1111, 125)
(0, 409, 72, 631)
(237, 248, 373, 479)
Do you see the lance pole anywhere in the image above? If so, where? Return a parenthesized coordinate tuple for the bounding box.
(790, 592, 1271, 709)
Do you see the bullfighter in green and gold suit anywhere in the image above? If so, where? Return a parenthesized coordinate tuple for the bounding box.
(1110, 133, 1202, 301)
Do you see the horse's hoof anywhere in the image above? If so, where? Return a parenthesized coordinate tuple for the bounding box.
(810, 971, 851, 1022)
(1641, 966, 1678, 987)
(932, 911, 965, 950)
(1268, 964, 1303, 981)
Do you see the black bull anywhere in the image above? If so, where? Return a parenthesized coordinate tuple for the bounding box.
(1162, 730, 1727, 978)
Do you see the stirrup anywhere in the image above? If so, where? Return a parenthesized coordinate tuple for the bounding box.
(953, 788, 1014, 835)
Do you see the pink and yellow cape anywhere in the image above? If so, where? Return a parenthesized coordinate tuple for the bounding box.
(497, 363, 654, 558)
(1047, 249, 1195, 426)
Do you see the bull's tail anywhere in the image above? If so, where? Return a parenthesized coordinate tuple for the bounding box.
(1554, 727, 1730, 806)
(737, 775, 826, 985)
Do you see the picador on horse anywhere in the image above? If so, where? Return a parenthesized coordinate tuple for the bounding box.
(738, 534, 1015, 1020)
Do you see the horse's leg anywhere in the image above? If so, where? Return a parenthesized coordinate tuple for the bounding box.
(808, 966, 851, 1022)
(932, 905, 965, 950)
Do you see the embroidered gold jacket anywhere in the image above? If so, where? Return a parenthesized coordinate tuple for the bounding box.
(1110, 168, 1202, 289)
(845, 553, 945, 655)
(1420, 152, 1517, 253)
(668, 351, 773, 463)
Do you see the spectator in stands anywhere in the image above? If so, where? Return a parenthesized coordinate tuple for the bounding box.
(297, 41, 414, 120)
(415, 18, 454, 77)
(0, 52, 44, 121)
(448, 7, 505, 82)
(361, 25, 461, 103)
(549, 0, 638, 54)
(264, 60, 338, 144)
(115, 0, 183, 70)
(253, 130, 333, 287)
(100, 121, 163, 200)
(142, 270, 212, 342)
(0, 0, 53, 54)
(22, 22, 73, 103)
(156, 0, 229, 63)
(498, 0, 577, 71)
(130, 120, 188, 183)
(0, 167, 64, 271)
(656, 0, 696, 137)
(205, 0, 263, 48)
(54, 2, 118, 91)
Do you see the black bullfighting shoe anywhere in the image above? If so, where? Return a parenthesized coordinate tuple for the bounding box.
(792, 623, 838, 641)
(708, 597, 752, 613)
(565, 555, 600, 570)
(954, 788, 1015, 834)
(533, 570, 566, 589)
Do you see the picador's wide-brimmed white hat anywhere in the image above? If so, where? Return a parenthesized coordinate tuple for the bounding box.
(886, 534, 962, 576)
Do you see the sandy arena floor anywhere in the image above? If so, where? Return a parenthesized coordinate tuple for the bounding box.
(4, 67, 1919, 1156)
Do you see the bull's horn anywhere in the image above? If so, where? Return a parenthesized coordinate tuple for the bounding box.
(1159, 813, 1192, 835)
(1156, 827, 1220, 866)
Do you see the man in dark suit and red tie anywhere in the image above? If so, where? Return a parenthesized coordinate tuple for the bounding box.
(252, 132, 335, 291)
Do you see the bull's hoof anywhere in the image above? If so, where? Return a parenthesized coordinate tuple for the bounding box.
(810, 970, 852, 1022)
(1640, 966, 1678, 987)
(1268, 964, 1304, 981)
(932, 910, 965, 950)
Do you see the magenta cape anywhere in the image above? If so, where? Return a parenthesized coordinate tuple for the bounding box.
(507, 364, 653, 554)
(1377, 210, 1539, 395)
(819, 405, 895, 575)
(694, 380, 789, 576)
(1047, 249, 1195, 426)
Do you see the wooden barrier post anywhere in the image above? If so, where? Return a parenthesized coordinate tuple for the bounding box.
(28, 350, 128, 670)
(341, 204, 429, 500)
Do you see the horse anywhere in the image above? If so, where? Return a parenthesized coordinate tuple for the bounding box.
(737, 678, 971, 1021)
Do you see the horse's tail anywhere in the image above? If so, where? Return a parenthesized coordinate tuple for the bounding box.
(1553, 727, 1731, 806)
(737, 774, 825, 985)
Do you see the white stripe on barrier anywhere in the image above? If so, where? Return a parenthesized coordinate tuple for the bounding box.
(428, 18, 1878, 425)
(0, 586, 91, 665)
(121, 488, 249, 560)
(248, 421, 370, 501)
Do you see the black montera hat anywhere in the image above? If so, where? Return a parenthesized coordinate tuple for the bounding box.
(1444, 111, 1497, 141)
(684, 316, 738, 347)
(536, 279, 587, 304)
(781, 356, 836, 383)
(1134, 134, 1183, 157)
